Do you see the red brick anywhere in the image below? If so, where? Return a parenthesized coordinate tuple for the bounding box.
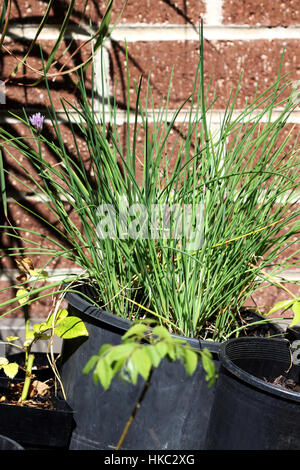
(7, 0, 206, 26)
(263, 205, 300, 265)
(223, 0, 300, 26)
(244, 282, 300, 318)
(4, 37, 300, 120)
(0, 279, 65, 318)
(108, 39, 300, 112)
(226, 122, 300, 196)
(1, 120, 93, 192)
(1, 38, 93, 110)
(1, 199, 88, 273)
(8, 0, 102, 25)
(109, 39, 200, 110)
(110, 0, 206, 24)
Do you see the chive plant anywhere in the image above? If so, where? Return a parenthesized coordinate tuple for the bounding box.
(1, 29, 300, 341)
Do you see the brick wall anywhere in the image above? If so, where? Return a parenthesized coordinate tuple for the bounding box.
(1, 0, 300, 320)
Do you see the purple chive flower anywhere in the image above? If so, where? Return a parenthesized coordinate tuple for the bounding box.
(29, 112, 45, 133)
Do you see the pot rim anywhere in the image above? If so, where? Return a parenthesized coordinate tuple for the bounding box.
(65, 285, 220, 354)
(220, 337, 300, 402)
(0, 434, 24, 450)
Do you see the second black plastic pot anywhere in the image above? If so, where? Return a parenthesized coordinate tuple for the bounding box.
(0, 378, 74, 449)
(205, 336, 300, 450)
(59, 284, 221, 450)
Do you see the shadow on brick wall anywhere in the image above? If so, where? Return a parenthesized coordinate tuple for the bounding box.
(0, 0, 201, 318)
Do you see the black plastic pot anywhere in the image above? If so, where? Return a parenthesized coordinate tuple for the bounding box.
(59, 284, 220, 450)
(0, 378, 74, 449)
(205, 337, 300, 450)
(0, 434, 24, 450)
(285, 324, 300, 343)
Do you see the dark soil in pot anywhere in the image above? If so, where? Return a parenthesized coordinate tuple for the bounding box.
(265, 375, 300, 392)
(1, 378, 56, 410)
(233, 307, 284, 338)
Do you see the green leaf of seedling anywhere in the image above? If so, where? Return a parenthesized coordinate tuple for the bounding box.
(97, 343, 113, 356)
(94, 356, 113, 390)
(28, 269, 48, 279)
(152, 326, 171, 341)
(82, 355, 99, 375)
(0, 357, 19, 379)
(46, 309, 69, 328)
(183, 348, 198, 376)
(83, 321, 217, 391)
(33, 322, 51, 340)
(111, 357, 127, 375)
(34, 333, 51, 341)
(130, 347, 152, 381)
(290, 301, 300, 328)
(16, 287, 30, 306)
(166, 342, 176, 361)
(92, 370, 99, 386)
(105, 343, 137, 364)
(145, 344, 162, 368)
(267, 299, 295, 315)
(54, 316, 89, 339)
(201, 348, 217, 387)
(125, 356, 139, 385)
(154, 341, 168, 359)
(122, 323, 149, 341)
(5, 336, 19, 342)
(3, 362, 19, 379)
(33, 322, 49, 333)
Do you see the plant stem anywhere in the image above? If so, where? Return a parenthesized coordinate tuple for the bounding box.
(115, 368, 154, 450)
(24, 304, 30, 364)
(20, 302, 35, 403)
(20, 353, 35, 403)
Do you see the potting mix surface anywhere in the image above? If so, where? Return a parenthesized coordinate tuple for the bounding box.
(0, 379, 55, 410)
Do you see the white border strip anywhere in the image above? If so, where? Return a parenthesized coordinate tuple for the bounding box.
(205, 0, 223, 26)
(1, 268, 300, 282)
(0, 268, 84, 282)
(2, 109, 300, 124)
(5, 24, 300, 42)
(111, 25, 300, 42)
